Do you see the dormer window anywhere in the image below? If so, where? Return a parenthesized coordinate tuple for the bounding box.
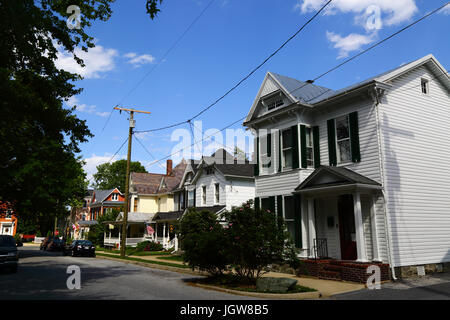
(421, 78, 429, 95)
(267, 98, 284, 111)
(206, 167, 214, 175)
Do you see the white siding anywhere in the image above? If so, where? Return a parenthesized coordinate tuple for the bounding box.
(195, 171, 227, 208)
(256, 170, 301, 198)
(225, 179, 255, 210)
(314, 97, 382, 183)
(380, 65, 450, 267)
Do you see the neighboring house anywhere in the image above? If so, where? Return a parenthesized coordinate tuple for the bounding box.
(0, 202, 17, 236)
(244, 54, 450, 280)
(89, 188, 124, 220)
(190, 148, 255, 212)
(70, 189, 94, 239)
(127, 160, 187, 244)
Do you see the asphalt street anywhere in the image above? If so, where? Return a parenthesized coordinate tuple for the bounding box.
(0, 246, 258, 300)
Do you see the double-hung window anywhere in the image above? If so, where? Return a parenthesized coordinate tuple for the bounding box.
(305, 127, 314, 167)
(188, 190, 195, 207)
(202, 186, 206, 205)
(283, 196, 296, 241)
(335, 115, 351, 163)
(214, 183, 220, 204)
(260, 134, 271, 171)
(111, 193, 119, 201)
(282, 129, 293, 170)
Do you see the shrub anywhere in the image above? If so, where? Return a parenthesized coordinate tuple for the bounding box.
(178, 208, 229, 276)
(136, 241, 163, 252)
(221, 200, 296, 280)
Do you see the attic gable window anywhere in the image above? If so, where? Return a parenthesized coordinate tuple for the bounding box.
(421, 78, 429, 95)
(111, 193, 119, 201)
(267, 98, 284, 111)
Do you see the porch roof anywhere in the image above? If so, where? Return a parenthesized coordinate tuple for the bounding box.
(294, 166, 382, 194)
(153, 210, 184, 222)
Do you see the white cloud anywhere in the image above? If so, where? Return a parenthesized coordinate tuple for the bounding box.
(83, 153, 126, 184)
(326, 31, 375, 58)
(295, 0, 418, 26)
(124, 52, 155, 68)
(67, 96, 110, 117)
(55, 44, 118, 78)
(442, 3, 450, 15)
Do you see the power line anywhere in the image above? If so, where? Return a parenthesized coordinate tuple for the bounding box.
(134, 134, 167, 171)
(82, 0, 216, 154)
(133, 1, 449, 166)
(135, 0, 333, 133)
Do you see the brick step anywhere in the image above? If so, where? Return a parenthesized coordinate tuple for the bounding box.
(323, 265, 342, 272)
(319, 270, 342, 280)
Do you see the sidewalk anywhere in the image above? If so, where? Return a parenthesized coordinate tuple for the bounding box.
(97, 251, 364, 297)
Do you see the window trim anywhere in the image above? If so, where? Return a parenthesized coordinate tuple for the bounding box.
(335, 115, 352, 165)
(111, 193, 119, 201)
(259, 133, 272, 174)
(187, 190, 195, 208)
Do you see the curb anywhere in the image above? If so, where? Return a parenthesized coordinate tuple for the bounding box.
(188, 282, 321, 300)
(95, 254, 208, 277)
(96, 254, 322, 299)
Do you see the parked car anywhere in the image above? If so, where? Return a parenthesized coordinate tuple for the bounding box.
(0, 235, 19, 273)
(46, 239, 65, 251)
(40, 236, 57, 250)
(63, 240, 95, 257)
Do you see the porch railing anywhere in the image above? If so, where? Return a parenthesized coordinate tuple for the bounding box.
(313, 238, 328, 259)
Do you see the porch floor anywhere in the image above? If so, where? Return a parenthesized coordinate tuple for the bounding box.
(298, 259, 390, 283)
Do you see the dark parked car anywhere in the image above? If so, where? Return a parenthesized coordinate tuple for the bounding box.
(63, 240, 95, 257)
(46, 238, 65, 251)
(0, 235, 19, 273)
(40, 236, 58, 250)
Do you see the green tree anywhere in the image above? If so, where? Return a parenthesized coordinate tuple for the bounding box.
(93, 160, 147, 191)
(0, 1, 162, 221)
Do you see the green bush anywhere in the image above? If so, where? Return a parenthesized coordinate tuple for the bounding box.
(178, 208, 229, 276)
(221, 200, 297, 280)
(136, 241, 163, 252)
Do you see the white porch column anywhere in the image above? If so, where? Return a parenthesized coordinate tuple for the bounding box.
(353, 192, 368, 262)
(307, 198, 316, 258)
(118, 230, 121, 250)
(300, 198, 309, 257)
(174, 234, 179, 252)
(155, 223, 158, 241)
(163, 223, 166, 247)
(370, 195, 381, 261)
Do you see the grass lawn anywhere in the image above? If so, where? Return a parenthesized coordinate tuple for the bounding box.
(193, 274, 316, 294)
(96, 252, 190, 269)
(156, 255, 184, 262)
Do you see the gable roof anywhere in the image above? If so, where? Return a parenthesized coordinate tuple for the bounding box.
(130, 160, 188, 195)
(295, 166, 381, 192)
(245, 54, 450, 124)
(194, 149, 254, 182)
(91, 188, 121, 205)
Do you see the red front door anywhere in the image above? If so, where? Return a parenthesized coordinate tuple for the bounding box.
(338, 194, 357, 260)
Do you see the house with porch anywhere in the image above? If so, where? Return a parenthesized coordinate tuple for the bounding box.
(244, 54, 450, 281)
(0, 202, 17, 236)
(89, 188, 124, 220)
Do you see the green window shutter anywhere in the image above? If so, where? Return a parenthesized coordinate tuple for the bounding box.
(267, 132, 272, 158)
(193, 189, 196, 208)
(276, 195, 283, 230)
(294, 194, 302, 248)
(313, 126, 321, 168)
(254, 197, 260, 210)
(349, 111, 361, 163)
(300, 125, 307, 169)
(254, 137, 259, 176)
(278, 130, 282, 172)
(327, 119, 337, 166)
(291, 125, 299, 169)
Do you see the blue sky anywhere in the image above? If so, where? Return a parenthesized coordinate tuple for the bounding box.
(57, 0, 450, 182)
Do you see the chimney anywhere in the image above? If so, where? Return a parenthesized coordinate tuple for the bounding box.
(166, 159, 173, 176)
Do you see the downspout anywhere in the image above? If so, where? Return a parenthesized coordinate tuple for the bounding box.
(371, 87, 397, 281)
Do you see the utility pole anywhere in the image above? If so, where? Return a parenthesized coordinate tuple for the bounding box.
(114, 107, 151, 257)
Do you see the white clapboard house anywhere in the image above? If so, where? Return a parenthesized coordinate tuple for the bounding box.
(243, 54, 450, 281)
